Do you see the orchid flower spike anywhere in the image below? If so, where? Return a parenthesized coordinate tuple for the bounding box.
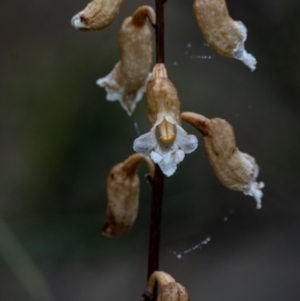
(146, 271, 190, 301)
(71, 0, 124, 31)
(193, 0, 257, 71)
(96, 6, 155, 115)
(133, 64, 198, 177)
(182, 112, 264, 209)
(102, 154, 154, 237)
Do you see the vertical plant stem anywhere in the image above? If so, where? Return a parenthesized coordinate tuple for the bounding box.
(145, 166, 164, 301)
(155, 0, 165, 63)
(144, 1, 166, 300)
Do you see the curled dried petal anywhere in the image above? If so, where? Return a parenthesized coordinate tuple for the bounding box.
(71, 0, 124, 31)
(103, 154, 155, 237)
(182, 112, 264, 209)
(193, 0, 256, 70)
(97, 6, 155, 115)
(147, 271, 190, 301)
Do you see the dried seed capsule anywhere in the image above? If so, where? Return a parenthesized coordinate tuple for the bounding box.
(193, 0, 257, 71)
(96, 6, 155, 115)
(182, 112, 264, 209)
(133, 64, 198, 177)
(102, 154, 154, 237)
(146, 271, 190, 301)
(71, 0, 124, 31)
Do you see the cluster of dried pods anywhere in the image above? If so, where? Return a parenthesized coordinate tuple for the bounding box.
(71, 0, 264, 299)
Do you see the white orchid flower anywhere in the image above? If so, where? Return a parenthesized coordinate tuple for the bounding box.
(133, 64, 198, 176)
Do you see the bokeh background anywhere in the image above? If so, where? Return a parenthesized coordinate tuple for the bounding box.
(1, 0, 300, 300)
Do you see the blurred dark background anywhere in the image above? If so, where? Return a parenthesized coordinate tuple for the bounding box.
(1, 0, 300, 300)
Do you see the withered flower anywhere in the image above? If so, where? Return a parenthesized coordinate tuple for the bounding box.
(182, 112, 264, 209)
(146, 271, 190, 301)
(193, 0, 256, 71)
(133, 64, 198, 177)
(103, 153, 154, 237)
(97, 6, 155, 115)
(71, 0, 124, 31)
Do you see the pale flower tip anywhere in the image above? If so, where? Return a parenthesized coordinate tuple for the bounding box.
(71, 13, 89, 30)
(235, 46, 257, 71)
(96, 77, 105, 88)
(234, 21, 257, 71)
(161, 164, 177, 177)
(150, 151, 177, 177)
(244, 181, 265, 209)
(96, 73, 146, 116)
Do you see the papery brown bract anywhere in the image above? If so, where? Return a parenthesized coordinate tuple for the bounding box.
(71, 0, 124, 30)
(97, 6, 155, 115)
(147, 271, 190, 301)
(147, 64, 181, 128)
(193, 0, 256, 70)
(182, 112, 264, 209)
(103, 154, 154, 237)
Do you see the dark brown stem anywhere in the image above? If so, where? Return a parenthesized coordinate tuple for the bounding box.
(143, 1, 166, 300)
(155, 0, 165, 63)
(145, 166, 164, 301)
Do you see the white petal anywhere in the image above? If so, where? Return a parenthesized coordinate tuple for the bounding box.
(133, 128, 156, 157)
(157, 151, 178, 177)
(243, 181, 265, 210)
(150, 151, 162, 163)
(174, 149, 185, 164)
(71, 13, 89, 30)
(97, 71, 150, 116)
(234, 21, 248, 40)
(133, 122, 198, 177)
(233, 21, 257, 71)
(175, 125, 198, 154)
(96, 71, 120, 103)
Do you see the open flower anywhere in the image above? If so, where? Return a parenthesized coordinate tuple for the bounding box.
(182, 112, 264, 209)
(96, 6, 155, 115)
(193, 0, 257, 70)
(133, 64, 198, 177)
(71, 0, 124, 31)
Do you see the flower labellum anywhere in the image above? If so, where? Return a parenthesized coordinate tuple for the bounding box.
(133, 64, 198, 177)
(96, 6, 155, 115)
(146, 271, 190, 301)
(193, 0, 257, 71)
(71, 0, 124, 31)
(182, 112, 264, 209)
(103, 154, 154, 237)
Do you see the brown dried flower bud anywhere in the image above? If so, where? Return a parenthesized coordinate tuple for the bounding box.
(146, 271, 190, 301)
(71, 0, 124, 31)
(97, 6, 155, 115)
(193, 0, 256, 70)
(133, 64, 198, 176)
(147, 64, 181, 128)
(182, 112, 264, 209)
(102, 154, 154, 237)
